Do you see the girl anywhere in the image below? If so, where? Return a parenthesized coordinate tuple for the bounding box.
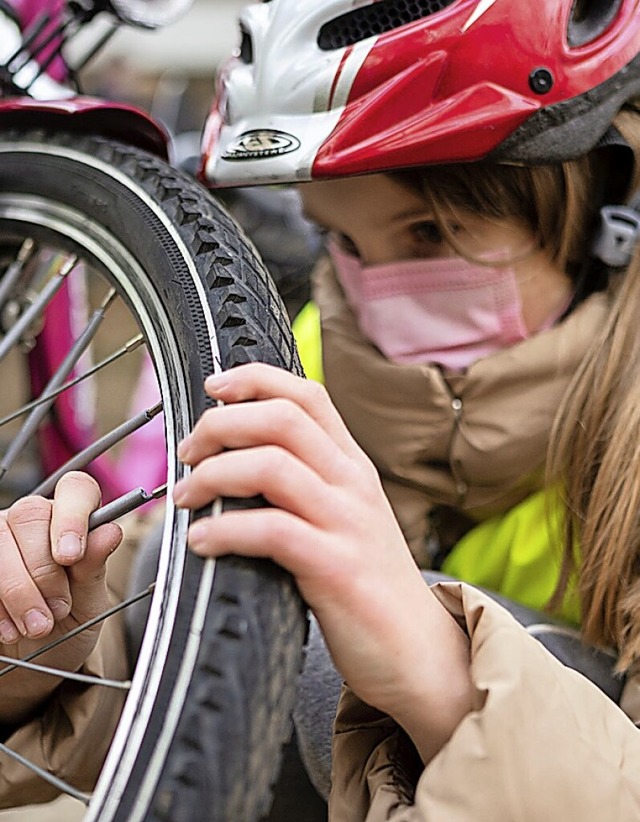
(202, 0, 640, 620)
(180, 0, 640, 816)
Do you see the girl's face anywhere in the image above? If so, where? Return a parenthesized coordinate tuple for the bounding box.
(300, 172, 574, 335)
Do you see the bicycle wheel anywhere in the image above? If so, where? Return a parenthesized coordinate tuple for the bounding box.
(0, 129, 307, 822)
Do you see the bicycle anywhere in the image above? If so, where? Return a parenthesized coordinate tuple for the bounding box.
(0, 2, 307, 819)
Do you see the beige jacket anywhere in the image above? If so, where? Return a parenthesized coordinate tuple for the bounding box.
(330, 581, 640, 822)
(314, 258, 611, 562)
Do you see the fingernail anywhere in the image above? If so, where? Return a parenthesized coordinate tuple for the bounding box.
(0, 620, 19, 644)
(204, 374, 228, 394)
(24, 609, 52, 637)
(57, 533, 83, 561)
(46, 597, 70, 620)
(177, 437, 192, 461)
(188, 521, 209, 549)
(173, 480, 188, 505)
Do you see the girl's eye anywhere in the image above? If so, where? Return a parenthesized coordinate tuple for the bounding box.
(332, 232, 360, 258)
(413, 221, 445, 246)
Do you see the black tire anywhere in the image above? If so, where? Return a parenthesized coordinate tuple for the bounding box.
(0, 130, 307, 822)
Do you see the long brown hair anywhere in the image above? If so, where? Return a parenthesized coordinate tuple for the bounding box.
(547, 105, 640, 670)
(548, 252, 640, 670)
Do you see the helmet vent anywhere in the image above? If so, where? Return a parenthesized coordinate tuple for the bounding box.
(318, 0, 458, 50)
(239, 27, 253, 63)
(567, 0, 622, 47)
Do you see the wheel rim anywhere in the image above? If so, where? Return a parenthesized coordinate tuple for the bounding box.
(0, 190, 218, 819)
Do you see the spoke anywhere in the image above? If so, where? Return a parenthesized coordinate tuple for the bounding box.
(72, 23, 119, 73)
(8, 12, 77, 90)
(32, 402, 164, 498)
(0, 333, 145, 429)
(0, 741, 91, 804)
(0, 254, 76, 366)
(88, 484, 168, 530)
(25, 16, 76, 84)
(3, 13, 51, 73)
(0, 654, 131, 690)
(0, 288, 118, 484)
(0, 238, 36, 308)
(0, 584, 155, 679)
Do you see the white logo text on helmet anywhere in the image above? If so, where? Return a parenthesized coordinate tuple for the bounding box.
(222, 129, 301, 161)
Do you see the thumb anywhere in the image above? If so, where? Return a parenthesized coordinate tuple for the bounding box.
(66, 522, 123, 621)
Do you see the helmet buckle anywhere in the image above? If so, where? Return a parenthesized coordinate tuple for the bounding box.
(591, 204, 640, 268)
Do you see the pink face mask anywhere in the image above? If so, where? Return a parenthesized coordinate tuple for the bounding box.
(328, 239, 533, 371)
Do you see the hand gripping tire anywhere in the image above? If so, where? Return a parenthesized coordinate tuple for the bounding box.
(0, 130, 307, 822)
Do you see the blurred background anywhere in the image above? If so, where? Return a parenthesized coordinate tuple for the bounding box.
(80, 0, 320, 323)
(82, 0, 247, 163)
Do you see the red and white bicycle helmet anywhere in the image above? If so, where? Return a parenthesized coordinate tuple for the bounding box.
(201, 0, 640, 187)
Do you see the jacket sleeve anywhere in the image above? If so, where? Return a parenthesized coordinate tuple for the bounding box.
(0, 531, 136, 808)
(330, 581, 640, 822)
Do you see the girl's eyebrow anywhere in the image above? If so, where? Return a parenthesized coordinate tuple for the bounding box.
(300, 200, 434, 230)
(390, 206, 435, 223)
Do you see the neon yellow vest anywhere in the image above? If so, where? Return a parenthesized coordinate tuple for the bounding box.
(442, 488, 579, 624)
(293, 300, 324, 383)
